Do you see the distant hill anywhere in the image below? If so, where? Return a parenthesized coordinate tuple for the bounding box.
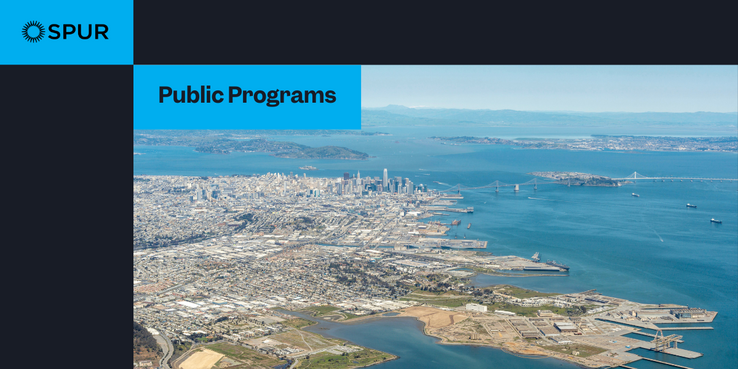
(362, 106, 738, 128)
(134, 132, 372, 160)
(134, 321, 161, 363)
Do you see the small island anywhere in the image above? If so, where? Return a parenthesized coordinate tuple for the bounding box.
(274, 146, 370, 160)
(529, 171, 624, 187)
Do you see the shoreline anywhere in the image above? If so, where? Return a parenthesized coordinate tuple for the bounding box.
(309, 312, 604, 369)
(404, 314, 602, 369)
(476, 271, 569, 278)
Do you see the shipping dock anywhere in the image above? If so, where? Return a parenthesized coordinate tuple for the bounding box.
(406, 238, 487, 249)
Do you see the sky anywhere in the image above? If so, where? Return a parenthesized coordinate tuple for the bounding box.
(361, 66, 738, 113)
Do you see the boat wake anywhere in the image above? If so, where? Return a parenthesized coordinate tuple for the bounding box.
(640, 212, 664, 242)
(648, 226, 664, 242)
(528, 197, 570, 202)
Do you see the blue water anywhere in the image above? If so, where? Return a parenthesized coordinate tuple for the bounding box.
(134, 127, 738, 368)
(285, 311, 579, 369)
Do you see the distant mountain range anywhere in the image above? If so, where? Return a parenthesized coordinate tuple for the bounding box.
(362, 105, 738, 128)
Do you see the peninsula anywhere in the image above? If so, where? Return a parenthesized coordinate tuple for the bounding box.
(134, 173, 719, 369)
(430, 135, 738, 153)
(134, 131, 372, 160)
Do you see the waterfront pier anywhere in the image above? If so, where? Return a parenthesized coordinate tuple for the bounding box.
(641, 357, 694, 369)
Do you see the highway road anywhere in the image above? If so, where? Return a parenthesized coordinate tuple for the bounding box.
(154, 331, 174, 369)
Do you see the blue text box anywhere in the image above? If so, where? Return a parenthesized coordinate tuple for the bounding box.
(134, 65, 360, 130)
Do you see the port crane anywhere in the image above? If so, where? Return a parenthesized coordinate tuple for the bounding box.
(651, 329, 683, 351)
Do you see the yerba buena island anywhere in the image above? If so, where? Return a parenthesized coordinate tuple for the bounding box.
(134, 170, 722, 369)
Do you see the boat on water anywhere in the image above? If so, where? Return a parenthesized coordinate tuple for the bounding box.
(632, 193, 640, 197)
(299, 166, 317, 170)
(524, 265, 561, 272)
(451, 220, 461, 225)
(546, 260, 570, 271)
(711, 218, 722, 224)
(467, 223, 471, 229)
(687, 203, 697, 208)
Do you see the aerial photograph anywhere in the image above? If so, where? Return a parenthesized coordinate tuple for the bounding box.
(134, 65, 737, 369)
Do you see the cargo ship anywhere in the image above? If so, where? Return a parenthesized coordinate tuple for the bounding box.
(524, 265, 561, 272)
(451, 220, 461, 226)
(632, 193, 640, 197)
(686, 203, 697, 208)
(546, 260, 570, 271)
(711, 218, 722, 224)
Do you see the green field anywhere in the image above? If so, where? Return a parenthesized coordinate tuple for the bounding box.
(482, 302, 579, 317)
(206, 342, 288, 369)
(540, 343, 607, 358)
(271, 330, 342, 351)
(282, 317, 318, 329)
(401, 296, 473, 308)
(303, 305, 341, 317)
(491, 285, 560, 299)
(297, 348, 395, 369)
(400, 291, 474, 308)
(341, 312, 361, 320)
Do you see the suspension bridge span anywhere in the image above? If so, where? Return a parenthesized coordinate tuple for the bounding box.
(611, 172, 738, 181)
(436, 172, 737, 193)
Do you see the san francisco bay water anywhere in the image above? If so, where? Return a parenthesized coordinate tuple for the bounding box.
(134, 126, 737, 368)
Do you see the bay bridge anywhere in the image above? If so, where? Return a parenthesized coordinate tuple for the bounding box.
(612, 172, 738, 181)
(436, 172, 738, 193)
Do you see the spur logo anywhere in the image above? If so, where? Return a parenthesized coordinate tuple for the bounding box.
(21, 21, 45, 43)
(22, 21, 109, 43)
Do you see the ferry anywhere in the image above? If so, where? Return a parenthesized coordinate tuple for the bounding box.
(710, 218, 722, 224)
(299, 166, 317, 170)
(686, 203, 697, 208)
(632, 193, 640, 197)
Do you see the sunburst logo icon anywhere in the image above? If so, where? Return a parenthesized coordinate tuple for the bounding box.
(22, 21, 45, 43)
